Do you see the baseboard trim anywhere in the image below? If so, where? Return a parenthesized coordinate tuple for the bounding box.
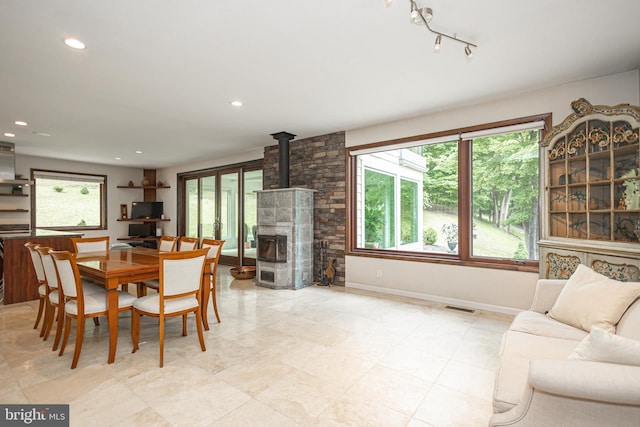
(345, 281, 522, 316)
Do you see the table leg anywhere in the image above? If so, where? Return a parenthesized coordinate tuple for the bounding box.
(106, 279, 119, 364)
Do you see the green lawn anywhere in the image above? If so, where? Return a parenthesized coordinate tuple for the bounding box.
(423, 210, 526, 258)
(35, 179, 102, 227)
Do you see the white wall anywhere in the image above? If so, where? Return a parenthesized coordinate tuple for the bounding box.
(16, 154, 142, 242)
(345, 70, 640, 313)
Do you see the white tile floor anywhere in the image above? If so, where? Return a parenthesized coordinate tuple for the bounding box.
(0, 267, 513, 427)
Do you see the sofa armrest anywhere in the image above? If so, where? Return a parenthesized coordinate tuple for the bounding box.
(529, 359, 640, 405)
(489, 359, 640, 427)
(529, 279, 567, 313)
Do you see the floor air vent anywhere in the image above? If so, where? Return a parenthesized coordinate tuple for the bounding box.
(444, 305, 475, 314)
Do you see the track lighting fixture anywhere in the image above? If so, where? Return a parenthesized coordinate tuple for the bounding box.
(387, 0, 478, 57)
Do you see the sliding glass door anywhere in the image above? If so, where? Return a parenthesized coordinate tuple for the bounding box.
(180, 162, 262, 266)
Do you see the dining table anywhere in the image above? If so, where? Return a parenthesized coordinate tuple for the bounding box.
(75, 247, 160, 364)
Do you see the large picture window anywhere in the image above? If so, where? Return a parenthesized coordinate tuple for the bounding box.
(32, 170, 106, 230)
(349, 114, 550, 270)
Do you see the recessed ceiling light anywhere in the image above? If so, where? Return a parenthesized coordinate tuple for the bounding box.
(64, 38, 86, 50)
(4, 132, 15, 137)
(135, 151, 143, 154)
(230, 100, 243, 107)
(14, 121, 27, 126)
(32, 131, 52, 137)
(114, 157, 121, 160)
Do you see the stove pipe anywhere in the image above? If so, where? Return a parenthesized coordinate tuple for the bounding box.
(270, 131, 296, 188)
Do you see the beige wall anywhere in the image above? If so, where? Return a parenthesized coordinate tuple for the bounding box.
(345, 70, 640, 313)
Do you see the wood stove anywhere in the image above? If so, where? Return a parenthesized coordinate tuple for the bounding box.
(257, 234, 287, 263)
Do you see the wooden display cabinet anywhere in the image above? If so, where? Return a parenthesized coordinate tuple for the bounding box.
(539, 99, 640, 278)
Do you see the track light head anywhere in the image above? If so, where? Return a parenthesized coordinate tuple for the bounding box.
(464, 45, 473, 58)
(434, 34, 442, 52)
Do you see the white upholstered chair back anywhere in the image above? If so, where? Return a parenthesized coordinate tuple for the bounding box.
(39, 249, 59, 290)
(158, 236, 178, 252)
(51, 252, 79, 299)
(201, 241, 221, 261)
(25, 243, 46, 282)
(71, 236, 109, 253)
(161, 250, 207, 297)
(178, 236, 199, 252)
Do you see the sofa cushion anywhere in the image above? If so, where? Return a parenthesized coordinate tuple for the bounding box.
(617, 299, 640, 341)
(569, 327, 640, 366)
(509, 310, 588, 341)
(548, 264, 640, 333)
(493, 330, 580, 413)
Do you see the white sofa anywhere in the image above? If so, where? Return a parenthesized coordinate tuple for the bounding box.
(490, 278, 640, 427)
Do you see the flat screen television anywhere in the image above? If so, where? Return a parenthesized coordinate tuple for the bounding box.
(130, 201, 163, 219)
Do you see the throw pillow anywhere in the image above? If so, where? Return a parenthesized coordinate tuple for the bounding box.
(569, 326, 640, 366)
(548, 264, 640, 332)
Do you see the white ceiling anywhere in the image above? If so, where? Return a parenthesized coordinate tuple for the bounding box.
(1, 0, 639, 168)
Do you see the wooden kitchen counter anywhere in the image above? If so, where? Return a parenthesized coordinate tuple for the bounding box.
(1, 229, 82, 304)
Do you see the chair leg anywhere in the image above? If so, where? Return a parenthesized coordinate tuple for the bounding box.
(131, 310, 140, 353)
(71, 316, 85, 369)
(52, 306, 64, 351)
(40, 299, 51, 338)
(93, 317, 100, 326)
(59, 315, 72, 356)
(182, 314, 187, 336)
(195, 309, 206, 352)
(211, 283, 221, 324)
(202, 280, 210, 331)
(159, 316, 165, 368)
(42, 303, 55, 341)
(33, 296, 45, 330)
(136, 282, 147, 297)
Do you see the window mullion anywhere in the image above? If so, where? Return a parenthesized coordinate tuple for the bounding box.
(458, 139, 472, 260)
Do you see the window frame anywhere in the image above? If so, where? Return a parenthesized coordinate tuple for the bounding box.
(347, 113, 552, 272)
(31, 169, 107, 231)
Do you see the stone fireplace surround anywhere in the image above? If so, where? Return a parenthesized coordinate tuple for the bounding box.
(256, 188, 315, 290)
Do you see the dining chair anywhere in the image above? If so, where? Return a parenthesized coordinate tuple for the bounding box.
(131, 248, 208, 367)
(157, 236, 178, 252)
(24, 242, 47, 335)
(50, 250, 137, 369)
(178, 236, 199, 251)
(70, 236, 110, 253)
(38, 247, 105, 350)
(138, 236, 187, 296)
(200, 239, 225, 330)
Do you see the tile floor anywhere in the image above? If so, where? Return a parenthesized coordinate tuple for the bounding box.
(0, 267, 513, 427)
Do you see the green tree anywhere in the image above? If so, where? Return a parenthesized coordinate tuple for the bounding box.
(472, 130, 539, 258)
(422, 140, 458, 208)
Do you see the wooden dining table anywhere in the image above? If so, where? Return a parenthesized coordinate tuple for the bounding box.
(75, 247, 160, 364)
